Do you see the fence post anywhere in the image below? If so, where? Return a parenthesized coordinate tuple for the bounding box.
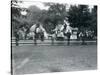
(15, 37, 19, 46)
(51, 36, 54, 45)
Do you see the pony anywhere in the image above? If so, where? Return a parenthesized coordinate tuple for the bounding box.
(28, 23, 48, 41)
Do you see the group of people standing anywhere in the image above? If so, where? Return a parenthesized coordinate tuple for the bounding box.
(14, 20, 95, 46)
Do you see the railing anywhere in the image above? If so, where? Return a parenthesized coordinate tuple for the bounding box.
(11, 37, 97, 46)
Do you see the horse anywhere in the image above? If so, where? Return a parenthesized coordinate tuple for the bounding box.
(51, 20, 72, 45)
(28, 23, 48, 44)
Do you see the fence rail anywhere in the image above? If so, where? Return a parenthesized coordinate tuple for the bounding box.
(11, 38, 97, 46)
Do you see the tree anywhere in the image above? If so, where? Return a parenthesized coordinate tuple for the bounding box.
(48, 3, 67, 24)
(90, 6, 97, 36)
(11, 0, 22, 19)
(67, 5, 91, 31)
(26, 5, 42, 25)
(11, 0, 22, 36)
(41, 3, 67, 33)
(11, 0, 31, 36)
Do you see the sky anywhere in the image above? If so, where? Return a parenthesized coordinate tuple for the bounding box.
(18, 1, 49, 10)
(17, 0, 94, 11)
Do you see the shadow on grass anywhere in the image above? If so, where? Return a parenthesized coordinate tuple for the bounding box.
(48, 67, 63, 72)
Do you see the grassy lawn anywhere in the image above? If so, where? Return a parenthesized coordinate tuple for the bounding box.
(12, 45, 97, 74)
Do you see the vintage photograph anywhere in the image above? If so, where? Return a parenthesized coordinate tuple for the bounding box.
(11, 0, 97, 75)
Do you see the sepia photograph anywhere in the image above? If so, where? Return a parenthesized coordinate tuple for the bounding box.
(11, 0, 97, 75)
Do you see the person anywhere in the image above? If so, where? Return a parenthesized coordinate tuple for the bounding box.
(63, 20, 72, 45)
(25, 27, 30, 40)
(34, 23, 39, 45)
(14, 29, 19, 46)
(77, 30, 80, 40)
(34, 23, 45, 44)
(79, 31, 86, 45)
(66, 30, 71, 45)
